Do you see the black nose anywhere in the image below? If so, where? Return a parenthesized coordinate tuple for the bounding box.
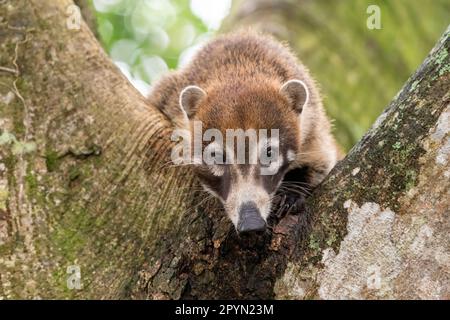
(237, 202, 266, 233)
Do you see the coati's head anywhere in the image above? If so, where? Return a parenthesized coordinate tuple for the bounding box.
(175, 79, 309, 233)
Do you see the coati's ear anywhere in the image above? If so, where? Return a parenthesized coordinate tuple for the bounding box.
(280, 79, 309, 114)
(179, 85, 206, 120)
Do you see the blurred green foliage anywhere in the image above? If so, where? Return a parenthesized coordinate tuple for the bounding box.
(281, 0, 450, 150)
(92, 0, 449, 150)
(92, 0, 227, 93)
(95, 0, 206, 69)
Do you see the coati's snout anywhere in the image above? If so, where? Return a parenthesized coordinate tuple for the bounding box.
(237, 201, 266, 233)
(223, 179, 273, 233)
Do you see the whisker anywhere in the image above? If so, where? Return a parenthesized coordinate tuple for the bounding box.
(279, 184, 311, 194)
(294, 150, 328, 156)
(281, 180, 314, 187)
(271, 194, 287, 217)
(157, 161, 194, 171)
(279, 190, 309, 198)
(279, 187, 311, 195)
(279, 183, 312, 193)
(279, 185, 311, 192)
(179, 194, 214, 217)
(277, 187, 310, 197)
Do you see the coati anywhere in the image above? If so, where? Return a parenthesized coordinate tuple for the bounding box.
(148, 31, 340, 233)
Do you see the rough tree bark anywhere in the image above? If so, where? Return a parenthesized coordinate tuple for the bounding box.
(0, 1, 449, 299)
(0, 0, 195, 299)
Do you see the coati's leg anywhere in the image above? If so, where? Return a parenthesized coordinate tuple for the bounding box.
(278, 144, 339, 214)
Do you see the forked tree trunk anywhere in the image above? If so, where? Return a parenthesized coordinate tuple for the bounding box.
(0, 1, 448, 299)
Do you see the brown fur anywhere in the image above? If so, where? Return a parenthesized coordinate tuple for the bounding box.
(148, 31, 341, 189)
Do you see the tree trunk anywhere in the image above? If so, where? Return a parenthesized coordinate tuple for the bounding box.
(0, 0, 194, 299)
(0, 0, 448, 299)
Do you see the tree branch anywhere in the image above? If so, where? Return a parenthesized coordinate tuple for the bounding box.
(0, 0, 191, 299)
(0, 0, 448, 300)
(274, 25, 450, 299)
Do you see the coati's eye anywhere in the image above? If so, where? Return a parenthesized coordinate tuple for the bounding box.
(204, 142, 226, 165)
(259, 138, 279, 169)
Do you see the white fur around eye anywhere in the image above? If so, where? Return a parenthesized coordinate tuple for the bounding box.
(287, 149, 296, 162)
(268, 154, 283, 171)
(210, 165, 225, 177)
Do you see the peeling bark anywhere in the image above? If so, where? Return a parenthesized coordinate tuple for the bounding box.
(0, 0, 448, 300)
